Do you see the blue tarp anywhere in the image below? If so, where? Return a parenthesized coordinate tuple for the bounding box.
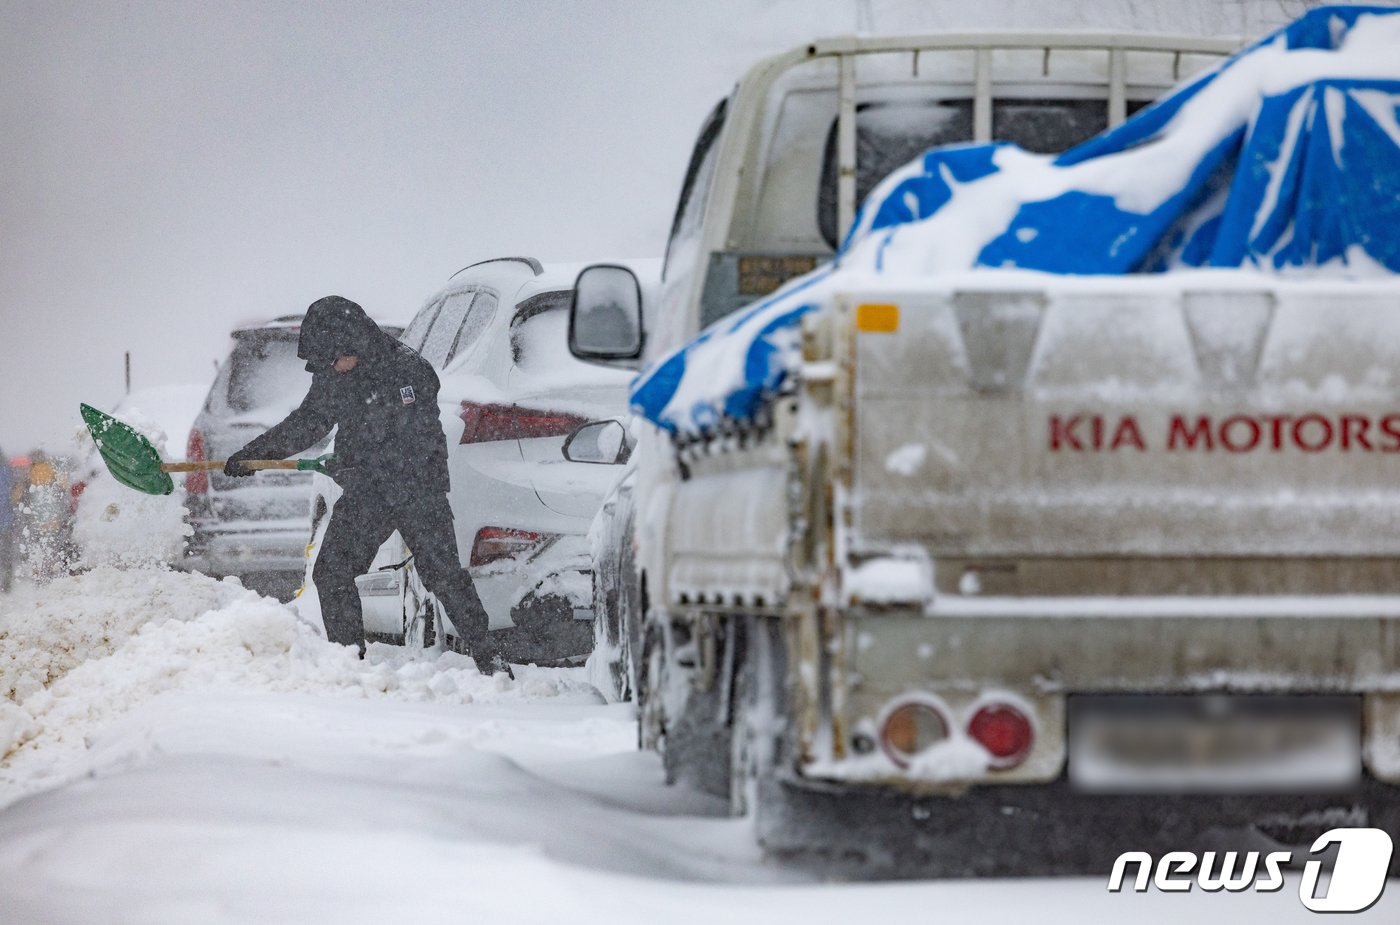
(633, 5, 1400, 434)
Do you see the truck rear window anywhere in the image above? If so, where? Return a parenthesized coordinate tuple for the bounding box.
(817, 99, 1133, 248)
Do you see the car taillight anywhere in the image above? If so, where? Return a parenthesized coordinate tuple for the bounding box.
(459, 401, 587, 444)
(185, 429, 208, 494)
(69, 480, 86, 514)
(469, 526, 556, 567)
(878, 699, 950, 768)
(968, 703, 1034, 769)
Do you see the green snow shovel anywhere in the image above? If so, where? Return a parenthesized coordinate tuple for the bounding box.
(80, 403, 332, 496)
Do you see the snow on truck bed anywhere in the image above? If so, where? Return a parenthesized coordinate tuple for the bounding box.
(632, 4, 1400, 436)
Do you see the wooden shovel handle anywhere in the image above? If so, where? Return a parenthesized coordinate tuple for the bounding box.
(161, 460, 300, 473)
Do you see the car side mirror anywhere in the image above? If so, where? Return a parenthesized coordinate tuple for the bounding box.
(569, 264, 644, 369)
(563, 420, 630, 465)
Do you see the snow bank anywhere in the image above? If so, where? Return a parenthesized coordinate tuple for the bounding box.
(0, 567, 240, 705)
(0, 567, 600, 803)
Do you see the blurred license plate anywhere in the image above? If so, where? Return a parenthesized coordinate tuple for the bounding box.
(1069, 695, 1361, 793)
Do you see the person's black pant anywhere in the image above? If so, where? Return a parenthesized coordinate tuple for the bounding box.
(313, 488, 488, 655)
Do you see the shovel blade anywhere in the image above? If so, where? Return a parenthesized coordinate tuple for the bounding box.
(79, 403, 175, 496)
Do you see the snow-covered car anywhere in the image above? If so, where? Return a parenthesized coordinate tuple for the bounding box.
(304, 256, 657, 663)
(184, 313, 403, 600)
(582, 429, 641, 701)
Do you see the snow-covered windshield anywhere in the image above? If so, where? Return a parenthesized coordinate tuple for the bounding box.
(224, 332, 310, 414)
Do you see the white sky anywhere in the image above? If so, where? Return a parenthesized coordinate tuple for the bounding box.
(0, 0, 1339, 453)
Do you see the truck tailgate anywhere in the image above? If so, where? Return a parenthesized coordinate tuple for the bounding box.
(844, 278, 1400, 597)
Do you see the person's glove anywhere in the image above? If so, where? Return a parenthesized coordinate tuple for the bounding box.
(223, 448, 257, 478)
(320, 456, 358, 485)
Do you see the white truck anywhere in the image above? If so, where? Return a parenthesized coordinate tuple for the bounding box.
(569, 30, 1400, 875)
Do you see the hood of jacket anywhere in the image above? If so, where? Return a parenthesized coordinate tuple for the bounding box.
(297, 296, 396, 370)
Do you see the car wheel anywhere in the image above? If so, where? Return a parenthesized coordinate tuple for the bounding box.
(637, 616, 667, 752)
(620, 571, 646, 702)
(590, 566, 627, 700)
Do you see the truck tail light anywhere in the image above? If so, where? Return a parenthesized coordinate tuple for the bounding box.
(878, 700, 950, 768)
(459, 401, 586, 444)
(469, 526, 557, 567)
(185, 429, 209, 495)
(968, 703, 1034, 769)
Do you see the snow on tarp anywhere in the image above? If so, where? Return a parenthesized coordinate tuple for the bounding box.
(632, 4, 1400, 435)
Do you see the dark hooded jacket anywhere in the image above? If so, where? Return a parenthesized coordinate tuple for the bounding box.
(237, 296, 450, 493)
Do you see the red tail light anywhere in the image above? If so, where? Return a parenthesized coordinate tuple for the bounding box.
(968, 703, 1034, 769)
(69, 480, 87, 514)
(185, 429, 209, 495)
(470, 526, 556, 567)
(459, 401, 587, 444)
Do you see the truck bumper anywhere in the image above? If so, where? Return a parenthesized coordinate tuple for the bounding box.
(756, 771, 1400, 878)
(837, 609, 1400, 786)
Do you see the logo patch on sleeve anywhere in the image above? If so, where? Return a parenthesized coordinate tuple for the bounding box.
(400, 386, 416, 405)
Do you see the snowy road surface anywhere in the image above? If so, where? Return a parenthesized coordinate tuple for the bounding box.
(0, 569, 1394, 923)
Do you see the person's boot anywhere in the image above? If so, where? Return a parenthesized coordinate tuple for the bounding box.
(471, 639, 514, 679)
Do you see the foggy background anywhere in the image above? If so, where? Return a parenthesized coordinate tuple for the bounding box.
(0, 0, 1337, 453)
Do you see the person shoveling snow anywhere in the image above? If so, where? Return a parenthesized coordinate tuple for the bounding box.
(82, 296, 511, 675)
(218, 296, 513, 676)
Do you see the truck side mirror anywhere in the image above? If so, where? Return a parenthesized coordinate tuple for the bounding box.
(569, 264, 644, 368)
(563, 420, 630, 465)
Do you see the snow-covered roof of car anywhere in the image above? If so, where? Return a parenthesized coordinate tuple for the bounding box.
(231, 310, 410, 336)
(435, 257, 660, 308)
(232, 314, 303, 333)
(630, 4, 1400, 437)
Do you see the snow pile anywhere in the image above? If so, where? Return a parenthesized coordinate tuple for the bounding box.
(844, 555, 933, 605)
(71, 393, 200, 568)
(883, 443, 927, 476)
(809, 736, 991, 784)
(0, 567, 600, 801)
(630, 5, 1400, 436)
(0, 566, 240, 704)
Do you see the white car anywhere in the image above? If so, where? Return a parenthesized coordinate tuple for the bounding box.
(303, 256, 657, 663)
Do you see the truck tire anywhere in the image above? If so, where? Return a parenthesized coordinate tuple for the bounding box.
(661, 663, 732, 798)
(730, 616, 787, 817)
(637, 617, 666, 752)
(729, 632, 755, 815)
